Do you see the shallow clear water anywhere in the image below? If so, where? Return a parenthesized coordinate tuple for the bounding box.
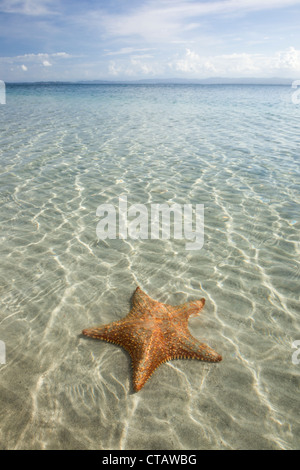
(0, 83, 299, 450)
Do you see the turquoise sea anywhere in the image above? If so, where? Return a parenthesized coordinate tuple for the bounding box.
(0, 83, 299, 449)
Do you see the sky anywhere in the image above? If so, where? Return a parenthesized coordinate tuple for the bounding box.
(0, 0, 300, 82)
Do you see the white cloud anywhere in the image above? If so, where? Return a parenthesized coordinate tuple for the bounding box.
(108, 61, 121, 76)
(104, 47, 154, 56)
(0, 52, 72, 80)
(0, 52, 71, 64)
(169, 47, 300, 77)
(171, 49, 260, 75)
(0, 0, 59, 16)
(106, 47, 300, 79)
(52, 52, 71, 58)
(108, 57, 163, 78)
(93, 0, 300, 43)
(272, 47, 300, 72)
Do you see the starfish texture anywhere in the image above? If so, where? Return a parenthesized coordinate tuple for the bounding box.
(82, 286, 222, 392)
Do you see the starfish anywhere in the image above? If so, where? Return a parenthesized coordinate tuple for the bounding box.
(82, 286, 222, 392)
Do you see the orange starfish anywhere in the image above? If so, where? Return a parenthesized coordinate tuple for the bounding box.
(82, 286, 222, 392)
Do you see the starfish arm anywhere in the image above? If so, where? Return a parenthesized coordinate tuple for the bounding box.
(169, 331, 222, 363)
(82, 321, 125, 343)
(82, 325, 107, 339)
(130, 286, 161, 314)
(130, 337, 167, 392)
(170, 298, 205, 320)
(82, 319, 149, 357)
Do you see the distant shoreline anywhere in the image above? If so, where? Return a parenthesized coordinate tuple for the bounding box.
(5, 77, 295, 86)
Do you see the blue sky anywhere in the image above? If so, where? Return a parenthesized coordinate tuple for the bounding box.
(0, 0, 300, 81)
